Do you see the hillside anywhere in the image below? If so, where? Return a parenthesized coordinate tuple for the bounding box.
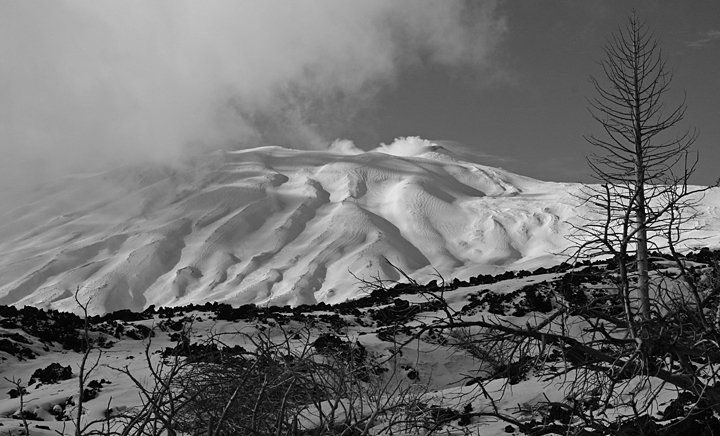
(1, 142, 719, 315)
(1, 252, 719, 435)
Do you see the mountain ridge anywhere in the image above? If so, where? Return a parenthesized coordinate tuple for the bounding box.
(1, 143, 717, 315)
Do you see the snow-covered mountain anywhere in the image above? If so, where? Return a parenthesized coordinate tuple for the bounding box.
(1, 140, 718, 315)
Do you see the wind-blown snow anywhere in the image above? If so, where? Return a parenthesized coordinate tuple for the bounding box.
(0, 142, 718, 314)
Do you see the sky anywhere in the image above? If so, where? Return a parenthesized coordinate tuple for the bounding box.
(1, 0, 719, 188)
(361, 1, 720, 184)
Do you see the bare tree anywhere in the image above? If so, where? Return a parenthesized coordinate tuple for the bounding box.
(579, 10, 715, 321)
(169, 325, 432, 436)
(74, 291, 103, 436)
(386, 267, 720, 435)
(4, 376, 30, 435)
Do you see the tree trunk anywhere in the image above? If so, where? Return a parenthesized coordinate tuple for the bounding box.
(635, 190, 650, 320)
(632, 35, 651, 320)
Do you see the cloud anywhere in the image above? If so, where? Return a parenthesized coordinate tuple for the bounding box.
(372, 137, 439, 157)
(328, 139, 363, 155)
(0, 0, 507, 188)
(688, 30, 720, 47)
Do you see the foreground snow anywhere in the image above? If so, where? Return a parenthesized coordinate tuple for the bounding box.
(1, 254, 718, 435)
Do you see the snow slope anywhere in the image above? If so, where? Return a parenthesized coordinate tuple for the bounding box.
(0, 141, 717, 314)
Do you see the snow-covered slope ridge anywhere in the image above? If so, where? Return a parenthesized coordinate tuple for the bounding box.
(0, 145, 717, 314)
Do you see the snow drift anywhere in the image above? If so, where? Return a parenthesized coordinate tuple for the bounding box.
(0, 141, 717, 314)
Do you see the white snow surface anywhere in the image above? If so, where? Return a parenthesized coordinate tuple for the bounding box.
(0, 143, 718, 315)
(0, 272, 703, 436)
